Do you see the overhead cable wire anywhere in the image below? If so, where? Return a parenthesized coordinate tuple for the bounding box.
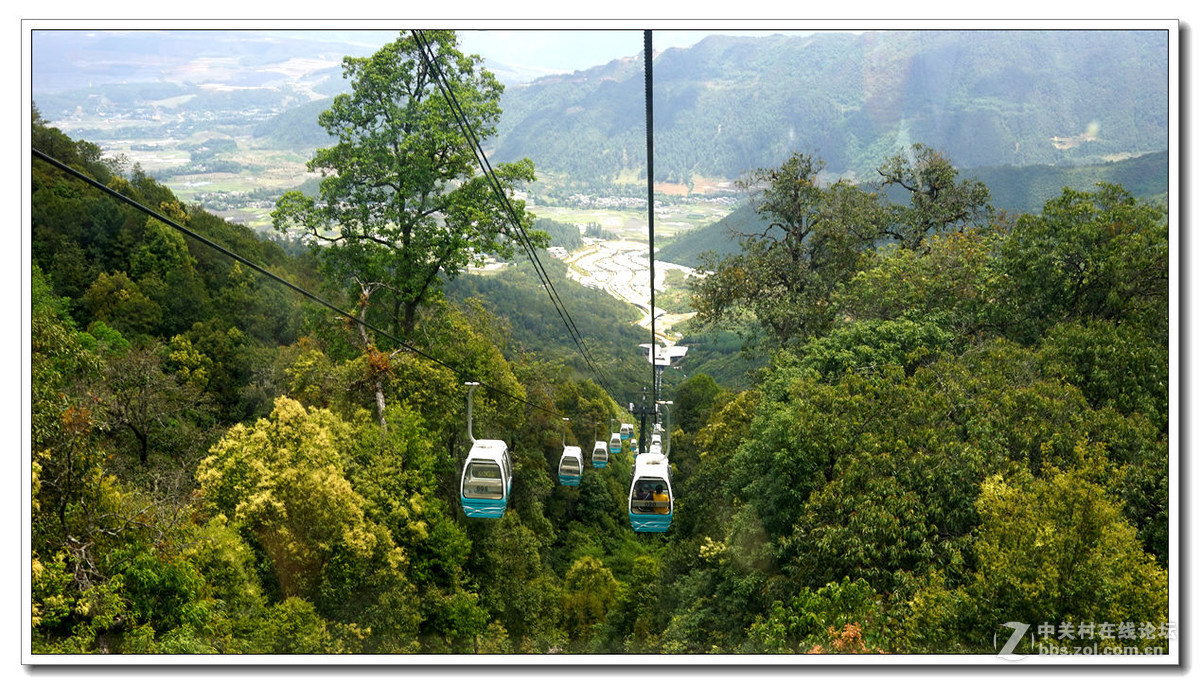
(31, 147, 569, 421)
(411, 30, 610, 390)
(410, 30, 618, 399)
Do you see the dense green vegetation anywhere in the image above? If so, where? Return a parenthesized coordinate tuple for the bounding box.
(535, 217, 586, 251)
(30, 31, 1171, 657)
(969, 150, 1169, 215)
(445, 258, 648, 403)
(31, 110, 659, 655)
(31, 117, 1170, 656)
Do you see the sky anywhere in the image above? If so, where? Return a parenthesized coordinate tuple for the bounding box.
(457, 29, 809, 78)
(26, 27, 818, 94)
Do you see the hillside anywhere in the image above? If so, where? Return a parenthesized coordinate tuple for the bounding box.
(971, 150, 1169, 214)
(445, 255, 652, 402)
(27, 30, 1174, 660)
(655, 201, 766, 269)
(33, 29, 1168, 207)
(494, 30, 1167, 188)
(656, 150, 1169, 270)
(31, 119, 1170, 658)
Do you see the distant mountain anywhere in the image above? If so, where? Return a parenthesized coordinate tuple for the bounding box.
(492, 30, 1168, 187)
(253, 99, 337, 149)
(33, 29, 1170, 203)
(969, 150, 1169, 215)
(656, 150, 1169, 270)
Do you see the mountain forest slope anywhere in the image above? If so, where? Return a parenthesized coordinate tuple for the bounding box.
(30, 29, 1168, 241)
(30, 93, 1171, 658)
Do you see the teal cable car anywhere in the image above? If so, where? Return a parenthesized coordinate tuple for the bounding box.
(559, 446, 583, 485)
(620, 423, 634, 443)
(591, 441, 609, 469)
(459, 383, 512, 519)
(558, 418, 582, 486)
(609, 432, 622, 456)
(628, 451, 673, 533)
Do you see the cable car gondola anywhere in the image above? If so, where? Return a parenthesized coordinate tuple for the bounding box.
(558, 419, 582, 486)
(559, 446, 583, 485)
(628, 451, 672, 533)
(591, 441, 609, 469)
(609, 432, 622, 456)
(620, 423, 634, 443)
(459, 383, 512, 519)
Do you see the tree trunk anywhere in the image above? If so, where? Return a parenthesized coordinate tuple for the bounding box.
(356, 286, 388, 431)
(372, 374, 388, 432)
(403, 300, 418, 338)
(359, 318, 388, 432)
(130, 423, 148, 464)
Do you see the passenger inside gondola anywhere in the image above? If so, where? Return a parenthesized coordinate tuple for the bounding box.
(635, 484, 655, 513)
(652, 484, 669, 514)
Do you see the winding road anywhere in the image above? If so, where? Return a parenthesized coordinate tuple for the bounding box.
(563, 240, 696, 342)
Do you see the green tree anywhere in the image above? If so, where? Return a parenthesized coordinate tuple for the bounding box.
(901, 456, 1168, 654)
(672, 389, 757, 541)
(272, 31, 539, 427)
(605, 554, 667, 653)
(245, 597, 360, 654)
(691, 152, 887, 347)
(996, 183, 1168, 344)
(342, 401, 486, 652)
(672, 373, 724, 435)
(877, 143, 992, 250)
(744, 577, 883, 654)
(793, 318, 955, 382)
(473, 513, 564, 652)
(32, 103, 120, 185)
(198, 398, 406, 600)
(835, 227, 1002, 337)
(82, 272, 162, 342)
(1038, 319, 1168, 432)
(97, 343, 209, 465)
(562, 556, 619, 647)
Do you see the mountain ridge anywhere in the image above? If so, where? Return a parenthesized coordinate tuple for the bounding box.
(492, 30, 1168, 187)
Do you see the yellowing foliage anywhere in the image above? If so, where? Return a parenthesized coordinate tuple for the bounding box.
(198, 397, 401, 598)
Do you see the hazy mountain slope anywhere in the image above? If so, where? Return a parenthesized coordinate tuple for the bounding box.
(656, 150, 1169, 269)
(253, 98, 338, 148)
(655, 202, 766, 269)
(969, 150, 1169, 214)
(492, 30, 1168, 185)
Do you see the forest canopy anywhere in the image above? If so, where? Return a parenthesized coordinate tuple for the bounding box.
(28, 32, 1171, 657)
